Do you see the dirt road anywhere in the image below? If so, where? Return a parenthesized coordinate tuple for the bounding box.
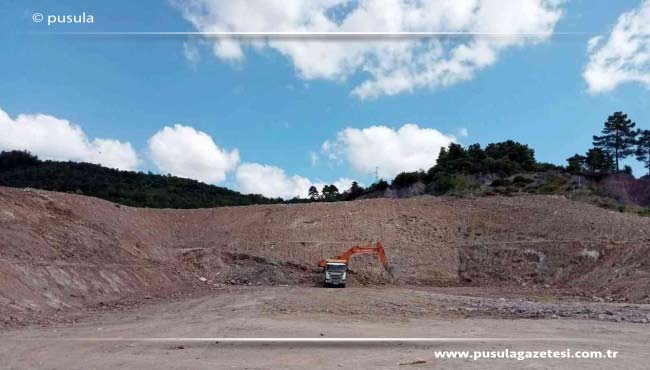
(2, 287, 649, 370)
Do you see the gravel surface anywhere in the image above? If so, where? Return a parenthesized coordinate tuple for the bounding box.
(2, 287, 649, 370)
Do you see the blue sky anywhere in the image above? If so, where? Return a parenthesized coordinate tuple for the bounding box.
(1, 0, 649, 197)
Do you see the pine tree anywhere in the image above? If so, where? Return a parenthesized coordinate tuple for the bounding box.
(585, 148, 614, 173)
(321, 185, 330, 197)
(308, 185, 319, 200)
(566, 154, 587, 174)
(593, 112, 637, 173)
(348, 181, 363, 198)
(321, 184, 339, 201)
(636, 129, 650, 176)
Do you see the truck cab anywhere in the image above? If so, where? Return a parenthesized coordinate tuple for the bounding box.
(324, 259, 347, 287)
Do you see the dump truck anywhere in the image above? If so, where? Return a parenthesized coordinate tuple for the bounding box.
(317, 242, 393, 288)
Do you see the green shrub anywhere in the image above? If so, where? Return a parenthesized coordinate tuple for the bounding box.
(637, 208, 650, 217)
(534, 174, 568, 194)
(427, 173, 472, 195)
(392, 171, 423, 189)
(490, 178, 511, 187)
(512, 175, 534, 187)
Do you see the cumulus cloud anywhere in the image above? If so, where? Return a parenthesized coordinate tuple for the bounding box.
(174, 0, 563, 99)
(321, 123, 456, 179)
(148, 124, 239, 183)
(0, 107, 138, 170)
(235, 162, 354, 199)
(584, 0, 650, 93)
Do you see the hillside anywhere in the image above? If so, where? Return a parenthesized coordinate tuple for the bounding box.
(3, 151, 650, 214)
(0, 152, 277, 208)
(2, 186, 650, 323)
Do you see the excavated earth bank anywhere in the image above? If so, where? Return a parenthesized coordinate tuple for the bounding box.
(1, 186, 649, 322)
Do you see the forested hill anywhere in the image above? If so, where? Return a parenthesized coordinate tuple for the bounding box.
(2, 109, 650, 210)
(0, 151, 278, 208)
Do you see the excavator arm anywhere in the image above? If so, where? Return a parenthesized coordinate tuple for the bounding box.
(318, 242, 393, 275)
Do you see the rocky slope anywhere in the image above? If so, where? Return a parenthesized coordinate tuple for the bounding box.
(1, 186, 649, 321)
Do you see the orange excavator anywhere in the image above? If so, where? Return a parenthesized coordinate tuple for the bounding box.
(318, 242, 393, 287)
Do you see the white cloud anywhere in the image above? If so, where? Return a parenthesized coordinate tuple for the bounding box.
(327, 178, 356, 194)
(587, 35, 602, 53)
(584, 0, 650, 93)
(309, 151, 319, 167)
(174, 0, 563, 99)
(457, 127, 469, 137)
(183, 40, 200, 65)
(148, 124, 239, 183)
(0, 107, 138, 170)
(235, 162, 355, 199)
(236, 163, 310, 199)
(321, 123, 455, 179)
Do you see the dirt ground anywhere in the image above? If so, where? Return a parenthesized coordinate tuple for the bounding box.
(2, 186, 650, 368)
(2, 286, 650, 370)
